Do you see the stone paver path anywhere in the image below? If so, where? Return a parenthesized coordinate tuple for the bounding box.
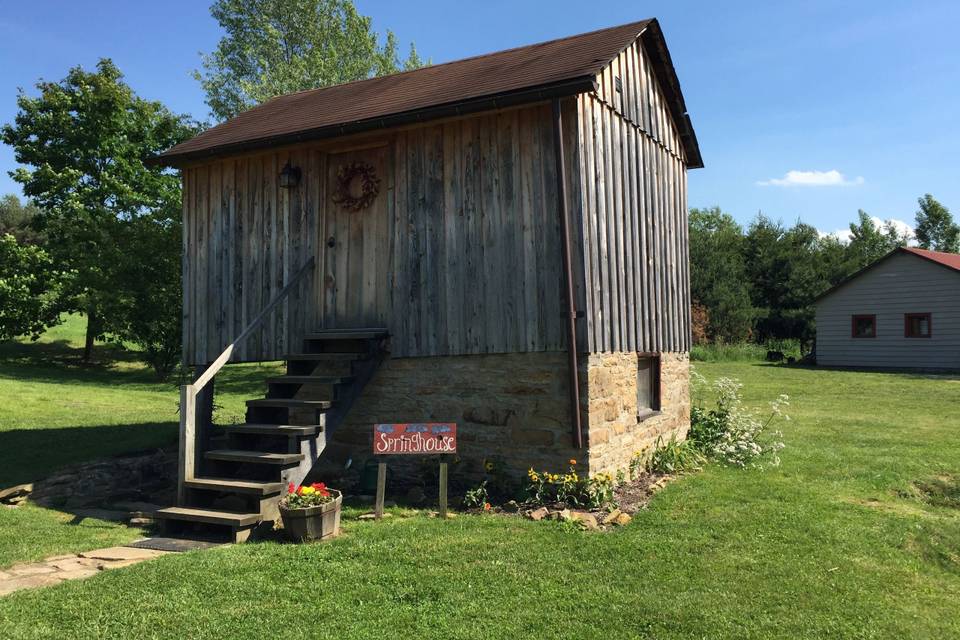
(0, 546, 169, 596)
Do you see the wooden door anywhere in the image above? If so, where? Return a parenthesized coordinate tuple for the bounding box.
(319, 145, 392, 329)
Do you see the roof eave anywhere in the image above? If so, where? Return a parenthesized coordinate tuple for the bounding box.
(147, 75, 599, 168)
(638, 19, 703, 169)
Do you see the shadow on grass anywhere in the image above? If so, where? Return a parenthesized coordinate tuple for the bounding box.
(0, 423, 177, 487)
(0, 337, 165, 389)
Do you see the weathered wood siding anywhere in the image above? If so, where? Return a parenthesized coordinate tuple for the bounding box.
(182, 102, 584, 364)
(816, 253, 960, 369)
(182, 35, 694, 365)
(182, 152, 321, 365)
(575, 38, 691, 354)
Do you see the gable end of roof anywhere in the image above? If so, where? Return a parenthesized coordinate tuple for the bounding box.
(815, 246, 960, 302)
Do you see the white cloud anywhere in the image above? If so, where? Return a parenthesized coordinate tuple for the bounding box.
(757, 169, 865, 187)
(819, 216, 915, 244)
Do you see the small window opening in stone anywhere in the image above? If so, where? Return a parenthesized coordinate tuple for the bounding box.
(637, 356, 661, 417)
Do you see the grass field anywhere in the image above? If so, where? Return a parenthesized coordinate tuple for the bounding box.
(1, 319, 959, 638)
(0, 315, 282, 566)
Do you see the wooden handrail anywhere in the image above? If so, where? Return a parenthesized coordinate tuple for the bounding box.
(194, 256, 316, 391)
(178, 256, 315, 504)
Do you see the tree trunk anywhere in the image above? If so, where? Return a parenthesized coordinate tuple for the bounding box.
(83, 308, 99, 363)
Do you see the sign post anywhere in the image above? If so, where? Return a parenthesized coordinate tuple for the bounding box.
(374, 462, 387, 520)
(372, 423, 457, 519)
(438, 462, 448, 519)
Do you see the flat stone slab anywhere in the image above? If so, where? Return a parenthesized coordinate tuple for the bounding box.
(126, 537, 224, 553)
(10, 565, 58, 576)
(80, 546, 167, 562)
(1, 546, 172, 597)
(0, 575, 62, 596)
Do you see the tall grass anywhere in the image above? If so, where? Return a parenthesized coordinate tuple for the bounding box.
(691, 339, 802, 362)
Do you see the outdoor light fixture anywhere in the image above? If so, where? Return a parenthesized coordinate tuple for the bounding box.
(279, 161, 301, 188)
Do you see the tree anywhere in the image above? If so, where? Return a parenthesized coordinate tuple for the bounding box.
(914, 194, 959, 253)
(0, 195, 45, 245)
(845, 209, 908, 271)
(100, 212, 183, 378)
(743, 216, 826, 347)
(196, 0, 427, 121)
(688, 207, 754, 342)
(1, 59, 199, 363)
(0, 234, 67, 340)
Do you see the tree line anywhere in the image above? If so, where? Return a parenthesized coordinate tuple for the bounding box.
(690, 195, 958, 349)
(0, 0, 424, 379)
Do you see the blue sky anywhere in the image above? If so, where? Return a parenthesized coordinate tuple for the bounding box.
(1, 1, 957, 237)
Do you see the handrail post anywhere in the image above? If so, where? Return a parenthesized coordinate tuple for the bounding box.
(177, 383, 197, 505)
(176, 255, 316, 506)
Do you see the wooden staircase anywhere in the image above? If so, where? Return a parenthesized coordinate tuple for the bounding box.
(155, 328, 388, 542)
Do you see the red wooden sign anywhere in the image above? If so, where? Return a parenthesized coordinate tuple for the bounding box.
(373, 423, 457, 455)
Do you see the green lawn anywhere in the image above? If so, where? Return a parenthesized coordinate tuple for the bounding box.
(0, 315, 282, 565)
(2, 327, 960, 638)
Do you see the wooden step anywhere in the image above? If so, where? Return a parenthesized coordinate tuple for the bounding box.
(265, 375, 353, 385)
(205, 450, 304, 465)
(245, 398, 332, 410)
(154, 506, 261, 527)
(183, 477, 284, 495)
(305, 329, 387, 340)
(284, 353, 361, 361)
(222, 423, 323, 436)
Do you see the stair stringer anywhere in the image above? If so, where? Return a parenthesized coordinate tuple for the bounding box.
(282, 340, 388, 489)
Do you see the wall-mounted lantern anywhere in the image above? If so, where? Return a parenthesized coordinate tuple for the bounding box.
(279, 161, 302, 189)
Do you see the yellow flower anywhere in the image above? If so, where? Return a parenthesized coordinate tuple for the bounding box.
(300, 486, 316, 495)
(484, 460, 495, 472)
(569, 459, 577, 466)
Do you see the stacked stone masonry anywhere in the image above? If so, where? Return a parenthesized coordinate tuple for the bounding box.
(584, 352, 690, 476)
(322, 351, 689, 483)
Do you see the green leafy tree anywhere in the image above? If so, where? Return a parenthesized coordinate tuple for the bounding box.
(100, 213, 183, 378)
(196, 0, 427, 121)
(743, 216, 826, 347)
(845, 209, 909, 271)
(1, 59, 199, 364)
(688, 207, 754, 342)
(0, 195, 45, 245)
(0, 234, 68, 340)
(914, 194, 958, 252)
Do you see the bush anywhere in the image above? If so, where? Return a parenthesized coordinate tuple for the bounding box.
(525, 462, 615, 510)
(691, 339, 803, 362)
(462, 480, 490, 510)
(642, 435, 706, 474)
(689, 371, 787, 469)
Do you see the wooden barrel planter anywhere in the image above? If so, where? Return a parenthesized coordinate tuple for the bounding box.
(280, 490, 342, 542)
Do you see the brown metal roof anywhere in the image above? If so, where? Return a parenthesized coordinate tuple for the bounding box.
(154, 18, 702, 167)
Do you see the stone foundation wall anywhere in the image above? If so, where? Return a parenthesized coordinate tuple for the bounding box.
(324, 352, 584, 488)
(320, 351, 689, 489)
(584, 352, 690, 476)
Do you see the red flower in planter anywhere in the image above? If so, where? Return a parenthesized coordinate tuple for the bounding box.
(310, 482, 331, 497)
(288, 482, 296, 494)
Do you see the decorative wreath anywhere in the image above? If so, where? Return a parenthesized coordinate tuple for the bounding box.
(331, 161, 380, 212)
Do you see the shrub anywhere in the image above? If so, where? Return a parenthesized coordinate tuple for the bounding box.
(525, 461, 615, 509)
(462, 480, 490, 510)
(642, 435, 706, 474)
(691, 339, 802, 363)
(689, 370, 787, 469)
